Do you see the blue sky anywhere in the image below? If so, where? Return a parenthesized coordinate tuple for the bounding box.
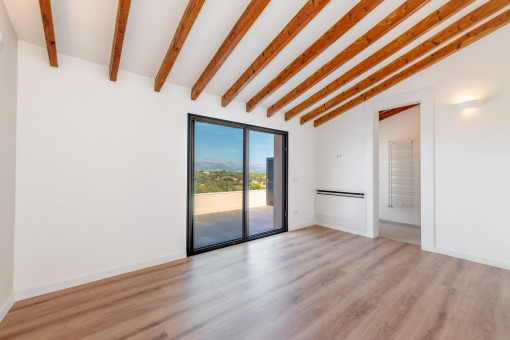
(195, 122, 274, 166)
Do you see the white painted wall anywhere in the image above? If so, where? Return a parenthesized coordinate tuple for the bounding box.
(379, 106, 421, 226)
(315, 24, 510, 268)
(316, 105, 366, 193)
(14, 41, 316, 297)
(314, 106, 369, 235)
(0, 0, 17, 321)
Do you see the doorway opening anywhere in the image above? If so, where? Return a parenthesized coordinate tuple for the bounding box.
(187, 114, 288, 256)
(378, 104, 421, 245)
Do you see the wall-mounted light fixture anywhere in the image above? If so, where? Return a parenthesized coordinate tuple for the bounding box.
(458, 99, 483, 110)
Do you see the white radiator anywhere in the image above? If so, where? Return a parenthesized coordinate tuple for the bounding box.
(388, 141, 414, 208)
(315, 190, 366, 233)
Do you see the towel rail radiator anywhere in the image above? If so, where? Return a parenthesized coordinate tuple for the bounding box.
(388, 141, 413, 208)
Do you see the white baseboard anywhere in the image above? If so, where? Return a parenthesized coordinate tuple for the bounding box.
(0, 294, 15, 324)
(433, 247, 510, 271)
(317, 222, 367, 236)
(14, 252, 186, 301)
(289, 221, 315, 231)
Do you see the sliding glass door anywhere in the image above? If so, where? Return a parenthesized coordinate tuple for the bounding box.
(248, 131, 284, 236)
(187, 115, 287, 255)
(192, 122, 244, 249)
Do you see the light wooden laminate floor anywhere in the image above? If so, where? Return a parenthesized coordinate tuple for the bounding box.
(379, 221, 421, 245)
(1, 225, 509, 339)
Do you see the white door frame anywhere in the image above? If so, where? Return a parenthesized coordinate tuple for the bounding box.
(363, 87, 435, 251)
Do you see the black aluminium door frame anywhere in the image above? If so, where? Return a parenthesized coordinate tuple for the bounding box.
(187, 113, 289, 256)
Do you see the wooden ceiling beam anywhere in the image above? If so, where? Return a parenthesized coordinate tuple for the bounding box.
(266, 0, 429, 117)
(284, 0, 474, 121)
(301, 0, 509, 124)
(155, 0, 206, 92)
(191, 0, 270, 101)
(38, 0, 58, 67)
(109, 0, 132, 81)
(245, 0, 384, 113)
(221, 0, 331, 108)
(314, 10, 510, 127)
(379, 104, 419, 121)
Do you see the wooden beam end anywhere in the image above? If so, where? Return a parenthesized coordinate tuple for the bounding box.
(284, 112, 293, 121)
(109, 66, 118, 82)
(221, 95, 230, 108)
(267, 106, 276, 117)
(191, 87, 199, 101)
(267, 112, 275, 118)
(246, 102, 255, 113)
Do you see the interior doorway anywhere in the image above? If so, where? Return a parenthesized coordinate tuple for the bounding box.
(363, 87, 434, 251)
(378, 104, 421, 245)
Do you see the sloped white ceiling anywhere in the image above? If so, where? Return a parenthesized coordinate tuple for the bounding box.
(3, 0, 496, 110)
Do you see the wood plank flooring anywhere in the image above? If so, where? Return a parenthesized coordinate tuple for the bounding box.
(1, 225, 509, 339)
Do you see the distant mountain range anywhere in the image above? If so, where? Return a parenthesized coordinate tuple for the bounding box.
(196, 158, 266, 173)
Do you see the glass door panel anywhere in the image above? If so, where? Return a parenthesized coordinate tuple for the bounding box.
(193, 122, 244, 250)
(248, 131, 284, 236)
(188, 115, 287, 255)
